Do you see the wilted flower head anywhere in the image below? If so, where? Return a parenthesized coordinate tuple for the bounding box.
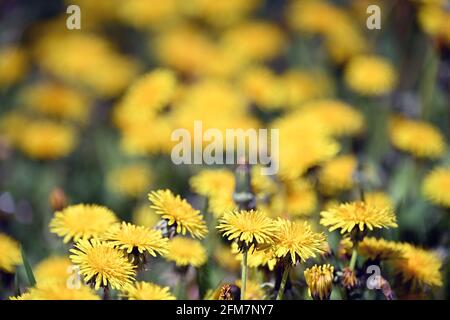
(304, 264, 334, 300)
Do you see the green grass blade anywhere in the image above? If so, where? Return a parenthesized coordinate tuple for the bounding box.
(20, 246, 36, 287)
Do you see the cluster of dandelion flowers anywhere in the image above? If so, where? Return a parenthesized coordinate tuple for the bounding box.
(320, 201, 397, 234)
(11, 282, 99, 300)
(0, 233, 21, 273)
(148, 189, 207, 239)
(121, 281, 176, 300)
(69, 238, 136, 290)
(272, 219, 328, 265)
(304, 264, 334, 300)
(50, 204, 118, 243)
(422, 167, 450, 208)
(389, 117, 447, 159)
(344, 55, 397, 96)
(393, 243, 443, 289)
(217, 210, 277, 247)
(101, 222, 169, 256)
(165, 237, 207, 268)
(358, 237, 403, 261)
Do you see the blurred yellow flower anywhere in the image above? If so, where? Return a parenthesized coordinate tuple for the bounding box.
(389, 116, 447, 159)
(190, 169, 235, 198)
(132, 204, 160, 228)
(70, 238, 136, 290)
(231, 243, 277, 271)
(214, 244, 241, 272)
(364, 191, 394, 211)
(17, 121, 78, 160)
(277, 178, 317, 217)
(117, 0, 179, 29)
(107, 163, 153, 198)
(34, 256, 72, 285)
(11, 282, 99, 300)
(235, 279, 265, 300)
(0, 233, 21, 273)
(0, 46, 28, 87)
(166, 237, 207, 267)
(304, 264, 334, 300)
(422, 167, 450, 208)
(344, 55, 397, 96)
(320, 201, 397, 234)
(121, 281, 176, 300)
(50, 204, 118, 243)
(318, 155, 357, 195)
(149, 189, 208, 239)
(358, 237, 403, 261)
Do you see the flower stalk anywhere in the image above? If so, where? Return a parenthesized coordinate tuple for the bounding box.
(276, 266, 289, 300)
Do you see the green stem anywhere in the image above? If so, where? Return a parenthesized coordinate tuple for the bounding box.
(276, 266, 289, 300)
(349, 248, 358, 271)
(241, 249, 248, 300)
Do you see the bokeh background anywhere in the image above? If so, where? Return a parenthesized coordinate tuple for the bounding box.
(0, 0, 449, 299)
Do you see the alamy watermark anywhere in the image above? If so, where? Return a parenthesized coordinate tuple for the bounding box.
(170, 121, 279, 175)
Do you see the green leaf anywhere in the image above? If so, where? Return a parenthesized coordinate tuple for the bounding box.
(20, 246, 36, 287)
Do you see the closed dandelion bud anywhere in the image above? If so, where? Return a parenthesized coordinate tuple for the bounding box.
(49, 187, 67, 211)
(341, 267, 358, 290)
(219, 284, 241, 300)
(304, 264, 334, 300)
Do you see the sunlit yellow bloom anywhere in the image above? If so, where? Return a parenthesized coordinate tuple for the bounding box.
(70, 238, 136, 290)
(11, 282, 99, 300)
(301, 100, 365, 137)
(148, 189, 208, 239)
(50, 204, 118, 243)
(344, 55, 397, 96)
(166, 237, 207, 268)
(320, 201, 397, 234)
(190, 169, 235, 197)
(417, 3, 450, 43)
(422, 167, 450, 208)
(389, 117, 447, 159)
(121, 281, 176, 300)
(221, 21, 286, 62)
(107, 163, 153, 198)
(0, 233, 21, 273)
(272, 218, 327, 265)
(132, 204, 160, 228)
(0, 46, 28, 87)
(235, 280, 265, 300)
(324, 23, 368, 64)
(21, 82, 90, 123)
(34, 256, 72, 285)
(358, 237, 403, 260)
(231, 243, 277, 271)
(304, 264, 334, 300)
(18, 121, 78, 160)
(217, 210, 276, 246)
(101, 222, 168, 256)
(393, 243, 443, 289)
(318, 155, 357, 195)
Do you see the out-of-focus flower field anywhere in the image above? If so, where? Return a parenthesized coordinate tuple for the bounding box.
(0, 0, 449, 300)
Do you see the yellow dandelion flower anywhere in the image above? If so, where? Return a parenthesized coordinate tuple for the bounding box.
(344, 55, 397, 96)
(11, 282, 99, 300)
(301, 100, 365, 137)
(217, 210, 276, 246)
(0, 233, 21, 273)
(34, 256, 72, 285)
(358, 237, 403, 260)
(209, 193, 237, 218)
(190, 169, 235, 198)
(21, 82, 90, 123)
(389, 116, 447, 159)
(304, 264, 334, 300)
(70, 238, 136, 290)
(0, 46, 28, 87)
(0, 111, 30, 146)
(50, 204, 118, 243)
(364, 191, 394, 211)
(338, 236, 354, 258)
(166, 237, 207, 268)
(231, 243, 277, 271)
(116, 0, 178, 29)
(121, 281, 176, 300)
(278, 178, 317, 217)
(107, 163, 153, 198)
(393, 243, 443, 289)
(148, 189, 208, 239)
(235, 280, 265, 300)
(18, 121, 78, 160)
(132, 204, 160, 228)
(272, 219, 328, 265)
(318, 155, 357, 195)
(214, 244, 241, 272)
(101, 222, 168, 256)
(320, 201, 398, 234)
(422, 167, 450, 208)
